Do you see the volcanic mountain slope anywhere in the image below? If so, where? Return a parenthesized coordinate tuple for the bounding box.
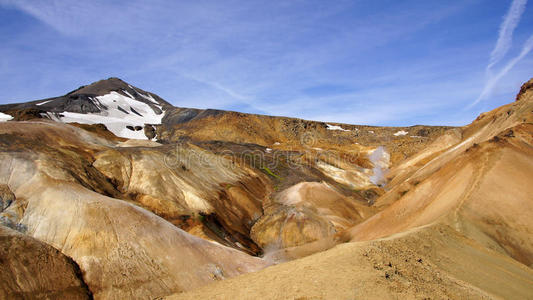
(343, 78, 533, 266)
(169, 79, 533, 299)
(0, 77, 451, 164)
(0, 77, 171, 140)
(0, 79, 410, 298)
(0, 118, 378, 261)
(0, 77, 532, 299)
(169, 224, 533, 300)
(159, 105, 451, 166)
(0, 77, 451, 255)
(0, 121, 267, 299)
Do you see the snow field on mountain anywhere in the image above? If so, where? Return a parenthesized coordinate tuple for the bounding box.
(57, 91, 164, 139)
(0, 112, 13, 122)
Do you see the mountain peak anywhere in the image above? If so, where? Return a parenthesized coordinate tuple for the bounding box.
(516, 77, 533, 102)
(0, 77, 173, 140)
(69, 77, 135, 97)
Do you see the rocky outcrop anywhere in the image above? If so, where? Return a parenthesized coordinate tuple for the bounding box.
(144, 124, 156, 139)
(0, 225, 93, 299)
(69, 123, 127, 141)
(0, 184, 25, 231)
(0, 184, 14, 212)
(516, 77, 533, 101)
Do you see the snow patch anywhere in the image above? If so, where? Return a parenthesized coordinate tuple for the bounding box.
(0, 112, 13, 122)
(394, 130, 408, 136)
(129, 86, 159, 105)
(368, 130, 374, 134)
(265, 148, 272, 153)
(326, 124, 349, 131)
(55, 91, 164, 140)
(122, 89, 135, 99)
(36, 100, 53, 106)
(138, 91, 159, 105)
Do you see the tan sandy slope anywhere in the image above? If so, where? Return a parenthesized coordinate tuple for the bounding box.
(344, 81, 533, 267)
(169, 224, 533, 300)
(166, 79, 533, 299)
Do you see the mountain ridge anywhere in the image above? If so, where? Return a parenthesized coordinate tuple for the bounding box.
(0, 77, 452, 165)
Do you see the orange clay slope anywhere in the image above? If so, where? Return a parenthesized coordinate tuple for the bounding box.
(343, 78, 533, 267)
(166, 79, 533, 300)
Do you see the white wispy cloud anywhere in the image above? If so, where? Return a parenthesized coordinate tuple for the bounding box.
(487, 0, 528, 72)
(180, 73, 251, 102)
(473, 34, 533, 106)
(0, 0, 103, 35)
(3, 0, 528, 126)
(473, 0, 530, 107)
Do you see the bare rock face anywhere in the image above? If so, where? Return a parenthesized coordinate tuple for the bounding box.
(0, 225, 92, 299)
(91, 143, 268, 253)
(144, 124, 156, 139)
(0, 184, 26, 231)
(516, 77, 533, 101)
(0, 184, 14, 211)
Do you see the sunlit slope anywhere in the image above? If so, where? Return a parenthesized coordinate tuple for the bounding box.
(343, 78, 533, 266)
(168, 224, 533, 300)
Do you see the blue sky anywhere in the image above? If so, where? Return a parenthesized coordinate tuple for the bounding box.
(0, 0, 532, 126)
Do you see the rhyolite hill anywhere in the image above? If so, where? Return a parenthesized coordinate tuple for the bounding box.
(0, 77, 532, 299)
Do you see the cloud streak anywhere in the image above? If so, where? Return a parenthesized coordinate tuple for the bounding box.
(473, 34, 533, 107)
(487, 0, 528, 72)
(1, 1, 531, 126)
(473, 0, 530, 107)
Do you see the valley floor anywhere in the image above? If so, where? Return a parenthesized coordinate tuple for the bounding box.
(169, 224, 533, 300)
